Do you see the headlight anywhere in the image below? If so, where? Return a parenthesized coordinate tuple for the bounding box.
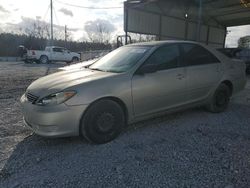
(36, 91, 76, 106)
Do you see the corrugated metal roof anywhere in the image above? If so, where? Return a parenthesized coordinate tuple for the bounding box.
(203, 0, 250, 26)
(127, 0, 250, 27)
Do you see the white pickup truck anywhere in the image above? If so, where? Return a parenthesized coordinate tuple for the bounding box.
(25, 46, 80, 64)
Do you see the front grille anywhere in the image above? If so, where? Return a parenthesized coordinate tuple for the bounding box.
(26, 92, 39, 103)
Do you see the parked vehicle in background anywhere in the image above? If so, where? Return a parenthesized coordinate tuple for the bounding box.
(25, 46, 80, 64)
(218, 48, 250, 74)
(18, 45, 27, 60)
(21, 41, 247, 144)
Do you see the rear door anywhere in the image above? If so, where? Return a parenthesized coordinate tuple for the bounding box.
(180, 43, 222, 102)
(131, 44, 188, 117)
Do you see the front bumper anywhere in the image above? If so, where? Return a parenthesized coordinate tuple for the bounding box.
(20, 94, 88, 137)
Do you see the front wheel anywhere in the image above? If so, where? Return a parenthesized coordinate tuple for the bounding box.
(72, 57, 79, 63)
(206, 83, 230, 113)
(80, 100, 125, 144)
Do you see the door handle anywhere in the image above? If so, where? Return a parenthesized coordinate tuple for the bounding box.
(177, 74, 185, 80)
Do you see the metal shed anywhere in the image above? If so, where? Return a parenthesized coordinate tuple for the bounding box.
(124, 0, 250, 48)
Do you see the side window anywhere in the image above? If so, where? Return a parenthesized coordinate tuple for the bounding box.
(181, 44, 220, 66)
(53, 48, 63, 52)
(144, 44, 180, 71)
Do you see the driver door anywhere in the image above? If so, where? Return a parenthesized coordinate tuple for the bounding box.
(131, 44, 188, 117)
(51, 47, 65, 61)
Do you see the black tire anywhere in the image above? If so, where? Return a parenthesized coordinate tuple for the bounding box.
(39, 55, 48, 64)
(80, 100, 125, 144)
(24, 59, 32, 64)
(206, 83, 230, 113)
(246, 66, 250, 75)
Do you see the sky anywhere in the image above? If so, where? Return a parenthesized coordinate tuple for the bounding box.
(0, 0, 250, 46)
(225, 25, 250, 47)
(0, 0, 124, 41)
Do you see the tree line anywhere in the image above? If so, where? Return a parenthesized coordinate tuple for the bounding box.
(238, 36, 250, 48)
(0, 33, 112, 57)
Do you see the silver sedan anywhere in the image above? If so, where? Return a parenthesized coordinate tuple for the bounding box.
(20, 41, 247, 144)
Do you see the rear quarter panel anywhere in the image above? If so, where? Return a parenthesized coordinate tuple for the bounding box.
(212, 48, 247, 95)
(27, 50, 45, 59)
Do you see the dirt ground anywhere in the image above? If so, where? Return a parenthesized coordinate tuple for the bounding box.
(0, 61, 250, 188)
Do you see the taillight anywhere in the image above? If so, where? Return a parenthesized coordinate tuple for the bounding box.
(32, 51, 35, 55)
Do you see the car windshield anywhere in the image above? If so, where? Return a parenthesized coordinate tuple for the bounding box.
(89, 46, 150, 73)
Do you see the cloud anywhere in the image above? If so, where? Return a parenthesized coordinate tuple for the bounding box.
(2, 16, 81, 38)
(59, 8, 73, 17)
(85, 19, 116, 33)
(86, 0, 123, 7)
(84, 19, 116, 42)
(0, 6, 11, 22)
(95, 11, 123, 24)
(0, 5, 10, 13)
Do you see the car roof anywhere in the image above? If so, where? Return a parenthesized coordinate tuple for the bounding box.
(127, 40, 200, 47)
(46, 46, 64, 48)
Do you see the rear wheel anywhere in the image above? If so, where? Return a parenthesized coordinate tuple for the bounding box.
(246, 66, 250, 75)
(80, 100, 125, 144)
(24, 59, 32, 64)
(207, 83, 230, 113)
(39, 55, 48, 64)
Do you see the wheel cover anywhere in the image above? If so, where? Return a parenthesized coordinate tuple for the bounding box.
(95, 112, 115, 133)
(41, 57, 47, 63)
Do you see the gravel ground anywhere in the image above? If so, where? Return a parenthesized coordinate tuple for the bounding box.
(0, 61, 250, 188)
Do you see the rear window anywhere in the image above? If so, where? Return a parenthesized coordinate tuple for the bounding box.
(53, 48, 64, 52)
(181, 44, 220, 66)
(217, 49, 234, 58)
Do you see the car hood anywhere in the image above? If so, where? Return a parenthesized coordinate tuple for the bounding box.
(27, 68, 114, 97)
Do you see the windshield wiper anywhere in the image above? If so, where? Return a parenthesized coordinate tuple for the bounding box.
(88, 67, 121, 73)
(89, 68, 106, 72)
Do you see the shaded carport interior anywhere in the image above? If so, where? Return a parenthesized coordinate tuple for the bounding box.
(124, 0, 250, 48)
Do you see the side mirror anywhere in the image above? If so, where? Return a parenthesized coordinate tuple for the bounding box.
(136, 64, 158, 75)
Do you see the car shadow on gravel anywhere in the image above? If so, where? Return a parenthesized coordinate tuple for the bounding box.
(1, 104, 250, 187)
